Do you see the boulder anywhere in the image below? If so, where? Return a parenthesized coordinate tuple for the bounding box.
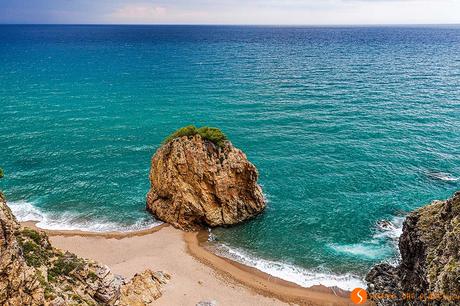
(146, 134, 266, 231)
(119, 270, 170, 306)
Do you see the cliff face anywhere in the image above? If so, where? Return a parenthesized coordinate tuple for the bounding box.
(366, 191, 460, 305)
(0, 193, 169, 306)
(146, 134, 266, 231)
(0, 193, 44, 305)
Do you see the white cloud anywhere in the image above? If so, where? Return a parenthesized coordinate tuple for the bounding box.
(108, 4, 167, 23)
(96, 0, 460, 24)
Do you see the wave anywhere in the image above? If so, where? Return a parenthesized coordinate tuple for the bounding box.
(9, 200, 403, 291)
(210, 240, 365, 291)
(8, 200, 162, 232)
(329, 242, 390, 260)
(329, 216, 404, 262)
(209, 216, 406, 291)
(373, 216, 404, 241)
(375, 216, 405, 266)
(426, 171, 459, 182)
(123, 145, 154, 152)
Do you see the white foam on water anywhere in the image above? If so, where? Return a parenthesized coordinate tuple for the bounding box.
(329, 242, 388, 259)
(8, 200, 162, 233)
(8, 200, 44, 222)
(9, 200, 405, 291)
(212, 242, 365, 291)
(373, 216, 405, 241)
(123, 145, 153, 152)
(426, 171, 459, 182)
(376, 216, 405, 266)
(329, 216, 405, 262)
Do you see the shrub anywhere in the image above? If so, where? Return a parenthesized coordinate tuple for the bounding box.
(21, 228, 43, 245)
(163, 125, 198, 144)
(196, 127, 227, 147)
(163, 125, 227, 147)
(87, 271, 98, 282)
(48, 254, 84, 281)
(19, 240, 49, 267)
(35, 271, 55, 299)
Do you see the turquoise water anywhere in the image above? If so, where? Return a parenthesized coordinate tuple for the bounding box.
(1, 25, 460, 289)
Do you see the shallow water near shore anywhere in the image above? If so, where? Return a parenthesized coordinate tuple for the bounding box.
(1, 25, 460, 290)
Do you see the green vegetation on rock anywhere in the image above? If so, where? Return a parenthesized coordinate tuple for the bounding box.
(87, 271, 98, 282)
(48, 254, 84, 281)
(16, 228, 52, 268)
(163, 125, 227, 147)
(367, 191, 460, 303)
(21, 228, 47, 246)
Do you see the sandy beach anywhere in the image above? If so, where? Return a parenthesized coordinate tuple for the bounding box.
(21, 222, 354, 306)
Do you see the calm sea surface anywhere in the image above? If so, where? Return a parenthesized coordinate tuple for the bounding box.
(1, 25, 459, 289)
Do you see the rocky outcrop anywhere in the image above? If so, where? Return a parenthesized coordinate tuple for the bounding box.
(0, 193, 169, 306)
(119, 270, 170, 306)
(0, 193, 44, 305)
(366, 191, 460, 305)
(146, 134, 266, 231)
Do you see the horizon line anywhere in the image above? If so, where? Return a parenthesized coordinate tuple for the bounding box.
(1, 23, 460, 27)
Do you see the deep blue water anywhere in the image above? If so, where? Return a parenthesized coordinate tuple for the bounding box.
(1, 25, 459, 289)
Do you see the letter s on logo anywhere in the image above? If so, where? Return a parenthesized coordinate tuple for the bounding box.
(350, 288, 368, 304)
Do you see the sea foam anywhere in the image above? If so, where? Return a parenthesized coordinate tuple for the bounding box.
(328, 216, 404, 262)
(211, 241, 365, 291)
(8, 199, 401, 291)
(8, 200, 161, 232)
(426, 171, 459, 182)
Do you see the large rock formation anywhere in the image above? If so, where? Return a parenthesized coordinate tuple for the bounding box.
(366, 191, 460, 305)
(146, 134, 266, 231)
(0, 193, 169, 306)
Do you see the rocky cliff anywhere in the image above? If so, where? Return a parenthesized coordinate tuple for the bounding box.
(366, 191, 460, 305)
(146, 133, 266, 231)
(0, 193, 169, 306)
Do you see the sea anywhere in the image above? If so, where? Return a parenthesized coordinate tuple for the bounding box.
(1, 25, 459, 290)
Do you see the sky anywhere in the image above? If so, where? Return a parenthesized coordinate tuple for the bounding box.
(0, 0, 460, 25)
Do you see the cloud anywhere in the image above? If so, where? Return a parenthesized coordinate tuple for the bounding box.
(109, 4, 167, 22)
(1, 0, 459, 24)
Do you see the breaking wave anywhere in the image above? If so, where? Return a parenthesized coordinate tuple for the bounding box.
(210, 240, 365, 291)
(329, 216, 404, 265)
(8, 200, 161, 232)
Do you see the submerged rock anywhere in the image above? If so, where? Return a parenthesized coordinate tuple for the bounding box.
(0, 193, 169, 306)
(146, 132, 266, 231)
(366, 191, 460, 305)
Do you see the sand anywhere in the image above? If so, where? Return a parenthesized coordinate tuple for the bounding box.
(21, 222, 355, 306)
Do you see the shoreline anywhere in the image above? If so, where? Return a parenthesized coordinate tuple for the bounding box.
(22, 221, 353, 306)
(20, 220, 169, 239)
(185, 230, 351, 305)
